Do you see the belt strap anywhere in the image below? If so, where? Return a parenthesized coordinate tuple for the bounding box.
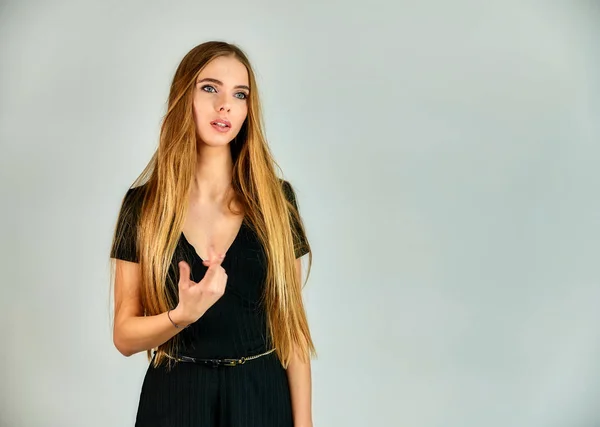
(163, 348, 276, 368)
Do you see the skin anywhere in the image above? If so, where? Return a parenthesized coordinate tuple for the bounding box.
(112, 55, 312, 426)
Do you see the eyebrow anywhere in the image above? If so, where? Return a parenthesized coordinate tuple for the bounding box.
(196, 77, 250, 91)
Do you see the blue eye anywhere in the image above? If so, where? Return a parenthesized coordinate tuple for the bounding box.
(201, 85, 248, 100)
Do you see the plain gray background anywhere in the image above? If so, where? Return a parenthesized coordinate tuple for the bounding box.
(1, 0, 599, 426)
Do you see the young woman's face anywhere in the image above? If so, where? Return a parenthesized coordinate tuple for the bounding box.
(193, 56, 250, 147)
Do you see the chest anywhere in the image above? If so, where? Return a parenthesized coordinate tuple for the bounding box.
(182, 203, 245, 263)
(173, 219, 269, 306)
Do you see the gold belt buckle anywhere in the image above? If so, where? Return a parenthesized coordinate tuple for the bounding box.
(223, 357, 246, 367)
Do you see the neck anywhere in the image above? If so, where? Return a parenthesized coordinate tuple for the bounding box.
(192, 144, 234, 203)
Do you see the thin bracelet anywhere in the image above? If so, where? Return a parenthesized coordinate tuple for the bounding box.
(167, 309, 188, 329)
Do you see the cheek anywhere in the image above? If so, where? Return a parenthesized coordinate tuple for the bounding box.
(193, 99, 210, 117)
(192, 103, 203, 125)
(235, 105, 248, 127)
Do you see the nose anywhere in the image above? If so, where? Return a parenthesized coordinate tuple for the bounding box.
(218, 97, 231, 113)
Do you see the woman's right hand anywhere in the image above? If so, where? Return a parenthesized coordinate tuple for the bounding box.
(171, 246, 228, 326)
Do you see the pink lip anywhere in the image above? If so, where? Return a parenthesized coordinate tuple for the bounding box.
(210, 119, 231, 127)
(211, 123, 230, 133)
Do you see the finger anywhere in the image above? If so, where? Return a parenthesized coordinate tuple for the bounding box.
(205, 258, 225, 272)
(203, 255, 225, 267)
(178, 261, 190, 288)
(207, 244, 217, 263)
(206, 245, 225, 266)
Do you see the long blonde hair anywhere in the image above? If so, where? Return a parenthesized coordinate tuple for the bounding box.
(109, 41, 315, 369)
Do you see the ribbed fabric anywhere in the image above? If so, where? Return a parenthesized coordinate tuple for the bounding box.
(135, 351, 293, 427)
(110, 181, 309, 427)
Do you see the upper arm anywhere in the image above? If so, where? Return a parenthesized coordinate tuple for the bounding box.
(110, 186, 145, 331)
(113, 259, 144, 327)
(110, 187, 142, 263)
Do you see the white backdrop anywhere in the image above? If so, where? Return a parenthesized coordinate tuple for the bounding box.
(1, 0, 599, 426)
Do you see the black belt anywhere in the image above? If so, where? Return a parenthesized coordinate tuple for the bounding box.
(162, 348, 276, 368)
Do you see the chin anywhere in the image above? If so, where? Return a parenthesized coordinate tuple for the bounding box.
(198, 135, 234, 147)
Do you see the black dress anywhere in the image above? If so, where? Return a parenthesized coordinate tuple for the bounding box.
(110, 180, 310, 427)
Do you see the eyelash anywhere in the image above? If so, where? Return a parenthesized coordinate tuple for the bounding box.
(201, 84, 248, 100)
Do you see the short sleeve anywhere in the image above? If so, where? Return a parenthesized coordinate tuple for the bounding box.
(110, 186, 143, 263)
(282, 180, 310, 259)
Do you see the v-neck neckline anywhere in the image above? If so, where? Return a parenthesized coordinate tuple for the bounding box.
(180, 217, 246, 263)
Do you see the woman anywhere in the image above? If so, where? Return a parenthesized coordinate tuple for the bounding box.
(109, 40, 316, 427)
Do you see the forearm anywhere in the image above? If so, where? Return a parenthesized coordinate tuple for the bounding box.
(113, 307, 189, 357)
(286, 347, 313, 427)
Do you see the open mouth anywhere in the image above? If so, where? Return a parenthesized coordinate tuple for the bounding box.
(211, 119, 230, 127)
(210, 119, 231, 132)
(211, 123, 230, 132)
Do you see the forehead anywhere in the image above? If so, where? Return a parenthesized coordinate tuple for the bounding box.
(197, 56, 249, 85)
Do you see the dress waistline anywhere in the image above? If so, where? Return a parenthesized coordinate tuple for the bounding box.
(159, 347, 276, 368)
